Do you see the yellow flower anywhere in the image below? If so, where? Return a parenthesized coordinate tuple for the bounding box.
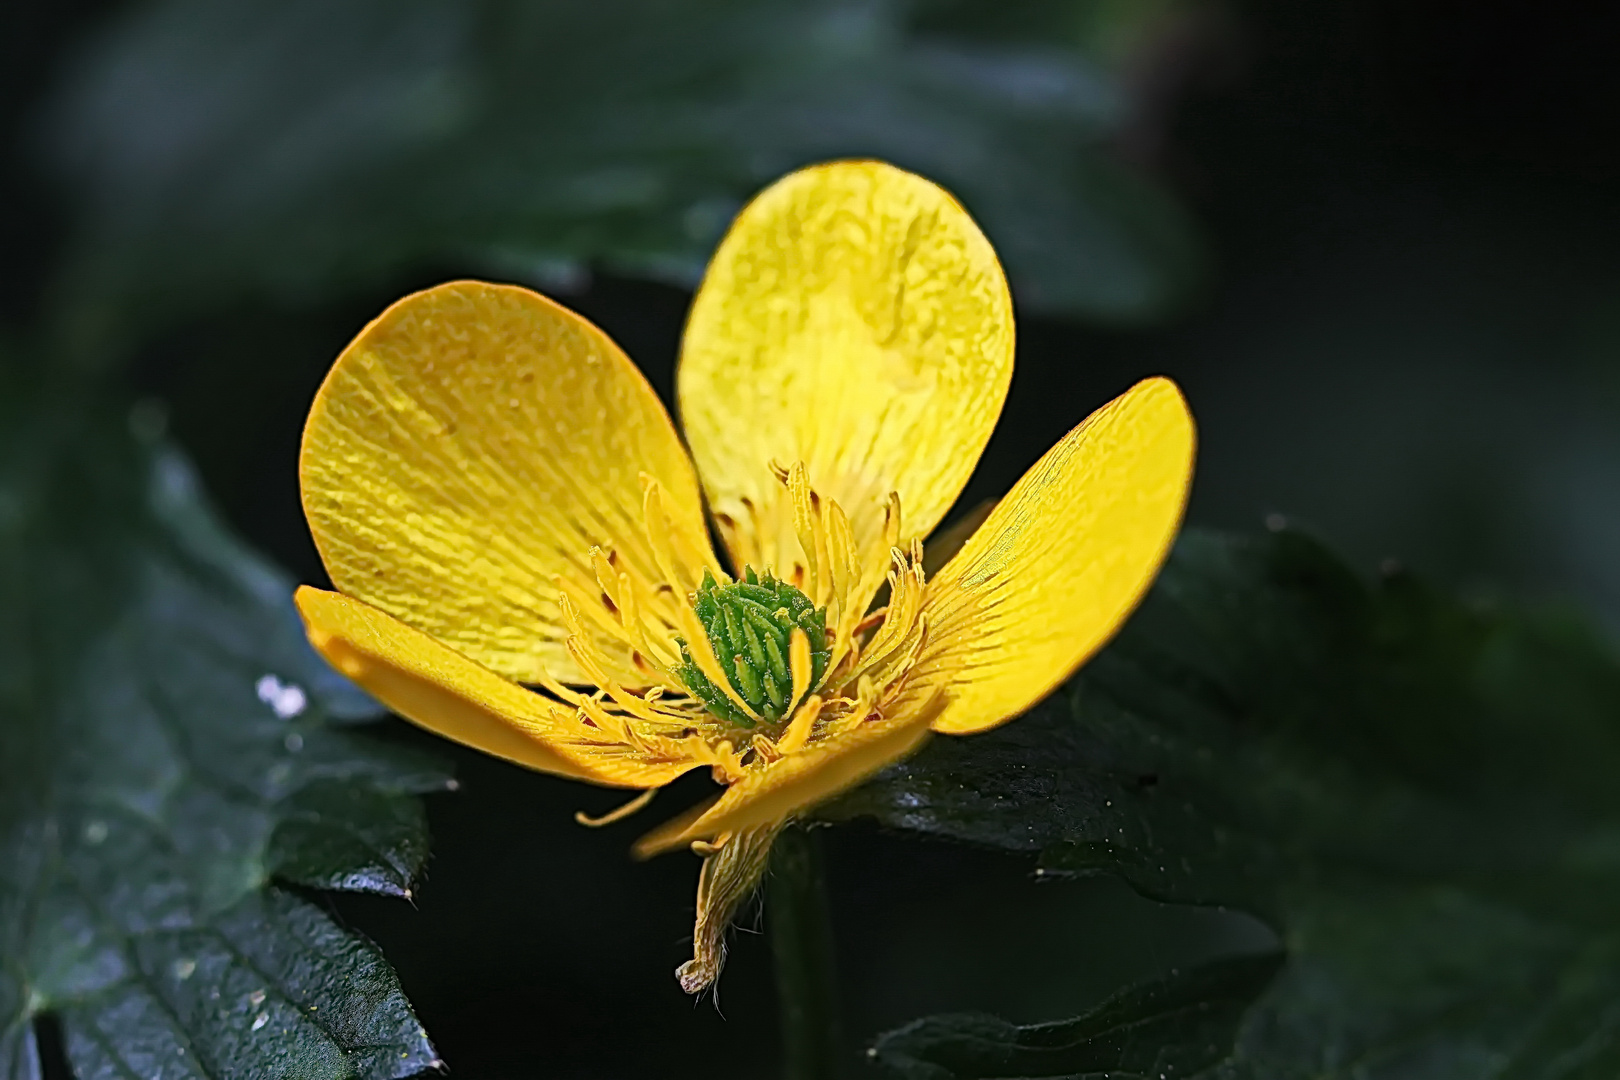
(294, 161, 1195, 992)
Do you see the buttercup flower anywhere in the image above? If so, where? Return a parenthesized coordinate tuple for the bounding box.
(294, 161, 1195, 992)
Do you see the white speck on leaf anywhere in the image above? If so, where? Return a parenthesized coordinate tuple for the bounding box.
(256, 675, 308, 719)
(248, 989, 266, 1007)
(84, 821, 108, 844)
(172, 958, 196, 980)
(251, 1012, 269, 1032)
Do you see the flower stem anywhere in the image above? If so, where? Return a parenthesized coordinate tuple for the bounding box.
(769, 824, 842, 1080)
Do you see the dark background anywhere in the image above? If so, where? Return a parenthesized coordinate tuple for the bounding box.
(7, 1, 1620, 1077)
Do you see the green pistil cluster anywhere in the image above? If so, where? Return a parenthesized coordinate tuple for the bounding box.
(675, 568, 830, 726)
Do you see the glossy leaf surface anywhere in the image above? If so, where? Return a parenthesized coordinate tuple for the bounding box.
(842, 529, 1620, 1078)
(872, 954, 1281, 1080)
(0, 380, 450, 1080)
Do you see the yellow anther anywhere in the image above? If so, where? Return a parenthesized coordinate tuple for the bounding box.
(834, 675, 880, 734)
(590, 547, 620, 607)
(787, 627, 813, 715)
(750, 733, 782, 764)
(782, 462, 820, 602)
(777, 694, 824, 754)
(640, 479, 688, 592)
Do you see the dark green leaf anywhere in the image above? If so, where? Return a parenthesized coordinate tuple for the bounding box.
(42, 0, 1199, 359)
(267, 781, 433, 898)
(55, 891, 433, 1080)
(871, 953, 1281, 1080)
(836, 529, 1620, 1078)
(0, 377, 452, 1079)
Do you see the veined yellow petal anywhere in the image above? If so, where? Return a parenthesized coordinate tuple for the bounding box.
(921, 498, 996, 576)
(679, 160, 1014, 572)
(295, 586, 694, 788)
(301, 280, 716, 688)
(632, 711, 935, 857)
(920, 378, 1195, 735)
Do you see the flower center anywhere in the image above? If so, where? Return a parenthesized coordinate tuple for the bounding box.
(675, 567, 830, 726)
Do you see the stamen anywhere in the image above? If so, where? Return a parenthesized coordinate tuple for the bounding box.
(750, 733, 783, 764)
(598, 676, 699, 728)
(590, 547, 622, 609)
(833, 675, 880, 735)
(554, 571, 637, 655)
(574, 788, 657, 827)
(853, 491, 903, 611)
(777, 694, 824, 753)
(702, 737, 746, 783)
(782, 462, 823, 605)
(542, 455, 939, 786)
(825, 499, 859, 616)
(641, 474, 730, 598)
(866, 612, 931, 705)
(830, 487, 905, 675)
(615, 568, 679, 674)
(845, 548, 924, 684)
(853, 606, 889, 636)
(641, 479, 690, 592)
(788, 627, 813, 715)
(533, 664, 590, 708)
(571, 691, 630, 744)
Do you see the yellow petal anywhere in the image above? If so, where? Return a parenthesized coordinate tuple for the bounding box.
(301, 280, 716, 687)
(920, 377, 1195, 735)
(679, 160, 1014, 572)
(921, 498, 996, 576)
(295, 586, 694, 788)
(632, 711, 935, 857)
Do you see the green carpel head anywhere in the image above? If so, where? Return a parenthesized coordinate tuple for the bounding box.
(674, 567, 830, 726)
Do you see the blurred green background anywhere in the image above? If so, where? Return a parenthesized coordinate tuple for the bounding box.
(5, 1, 1618, 1076)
